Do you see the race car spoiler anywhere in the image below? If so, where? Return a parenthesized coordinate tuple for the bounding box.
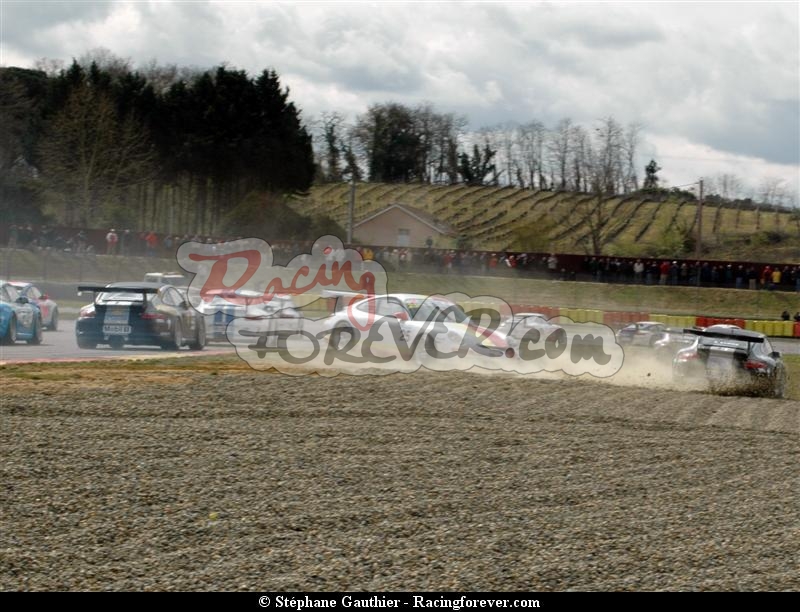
(683, 328, 764, 343)
(77, 285, 162, 303)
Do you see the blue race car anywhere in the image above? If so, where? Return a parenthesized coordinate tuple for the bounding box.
(0, 280, 44, 345)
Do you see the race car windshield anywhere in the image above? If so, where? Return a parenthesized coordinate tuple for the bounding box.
(98, 292, 145, 303)
(407, 299, 467, 323)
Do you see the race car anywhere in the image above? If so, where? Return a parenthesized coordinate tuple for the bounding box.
(616, 321, 667, 347)
(500, 312, 565, 349)
(75, 282, 206, 350)
(143, 272, 189, 286)
(672, 325, 787, 398)
(323, 292, 516, 361)
(652, 326, 706, 362)
(0, 280, 43, 345)
(7, 281, 59, 330)
(190, 288, 303, 342)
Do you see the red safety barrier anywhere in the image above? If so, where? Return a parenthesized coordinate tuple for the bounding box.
(696, 317, 708, 327)
(603, 311, 616, 326)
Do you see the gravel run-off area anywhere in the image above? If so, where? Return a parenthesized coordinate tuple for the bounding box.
(1, 361, 799, 591)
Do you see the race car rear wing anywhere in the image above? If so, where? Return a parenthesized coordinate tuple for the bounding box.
(77, 285, 161, 304)
(683, 328, 764, 343)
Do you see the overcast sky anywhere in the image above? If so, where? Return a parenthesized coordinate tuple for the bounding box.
(2, 0, 798, 201)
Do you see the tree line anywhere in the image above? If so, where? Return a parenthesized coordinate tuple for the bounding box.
(314, 104, 795, 209)
(1, 51, 793, 242)
(0, 53, 319, 239)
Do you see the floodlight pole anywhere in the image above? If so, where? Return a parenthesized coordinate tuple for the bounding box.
(347, 175, 355, 245)
(695, 178, 704, 260)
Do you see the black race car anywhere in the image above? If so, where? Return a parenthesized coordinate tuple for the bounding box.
(75, 282, 206, 350)
(672, 325, 787, 398)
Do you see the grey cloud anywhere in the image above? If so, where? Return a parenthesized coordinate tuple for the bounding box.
(2, 0, 115, 57)
(702, 99, 800, 165)
(3, 0, 113, 33)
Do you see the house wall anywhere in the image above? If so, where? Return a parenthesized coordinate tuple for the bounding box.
(353, 208, 455, 248)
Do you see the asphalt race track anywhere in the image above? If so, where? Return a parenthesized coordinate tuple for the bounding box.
(0, 320, 236, 363)
(2, 319, 800, 365)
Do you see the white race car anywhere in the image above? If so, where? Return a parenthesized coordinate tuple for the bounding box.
(192, 288, 303, 342)
(616, 321, 668, 347)
(500, 312, 565, 349)
(322, 292, 516, 362)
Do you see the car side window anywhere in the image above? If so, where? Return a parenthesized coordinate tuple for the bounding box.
(4, 285, 19, 302)
(164, 288, 184, 307)
(159, 289, 177, 307)
(172, 289, 186, 307)
(377, 300, 400, 317)
(762, 339, 773, 354)
(27, 287, 40, 300)
(357, 299, 379, 313)
(386, 298, 407, 314)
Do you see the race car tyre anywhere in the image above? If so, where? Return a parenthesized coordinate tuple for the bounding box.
(330, 324, 356, 350)
(188, 319, 206, 351)
(163, 320, 183, 350)
(77, 337, 97, 349)
(48, 308, 58, 331)
(108, 336, 125, 350)
(2, 316, 17, 344)
(27, 316, 43, 345)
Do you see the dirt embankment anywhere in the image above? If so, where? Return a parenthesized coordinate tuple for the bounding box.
(1, 364, 798, 591)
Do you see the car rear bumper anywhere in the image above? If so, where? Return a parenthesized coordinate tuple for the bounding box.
(76, 318, 173, 346)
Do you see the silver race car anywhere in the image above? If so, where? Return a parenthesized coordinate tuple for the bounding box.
(672, 325, 787, 398)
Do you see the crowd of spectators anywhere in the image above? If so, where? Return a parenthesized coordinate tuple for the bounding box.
(5, 223, 800, 293)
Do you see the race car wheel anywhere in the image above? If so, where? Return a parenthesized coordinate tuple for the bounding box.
(77, 337, 97, 349)
(188, 319, 206, 351)
(27, 316, 43, 345)
(48, 308, 59, 331)
(2, 316, 17, 344)
(163, 320, 183, 350)
(330, 324, 356, 350)
(108, 336, 125, 350)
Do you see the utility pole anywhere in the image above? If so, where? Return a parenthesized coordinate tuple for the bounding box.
(695, 178, 704, 260)
(347, 175, 355, 245)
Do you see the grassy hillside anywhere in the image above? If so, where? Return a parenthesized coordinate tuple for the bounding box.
(290, 183, 800, 260)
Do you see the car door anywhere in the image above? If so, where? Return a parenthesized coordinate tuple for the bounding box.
(164, 287, 195, 336)
(26, 286, 48, 321)
(4, 284, 35, 332)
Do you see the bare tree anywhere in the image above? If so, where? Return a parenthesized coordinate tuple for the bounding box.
(515, 120, 546, 189)
(623, 123, 641, 192)
(77, 48, 133, 79)
(548, 118, 572, 190)
(592, 116, 624, 194)
(38, 84, 155, 226)
(711, 173, 743, 201)
(569, 124, 591, 192)
(33, 58, 65, 77)
(428, 111, 465, 185)
(759, 176, 787, 209)
(315, 112, 347, 183)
